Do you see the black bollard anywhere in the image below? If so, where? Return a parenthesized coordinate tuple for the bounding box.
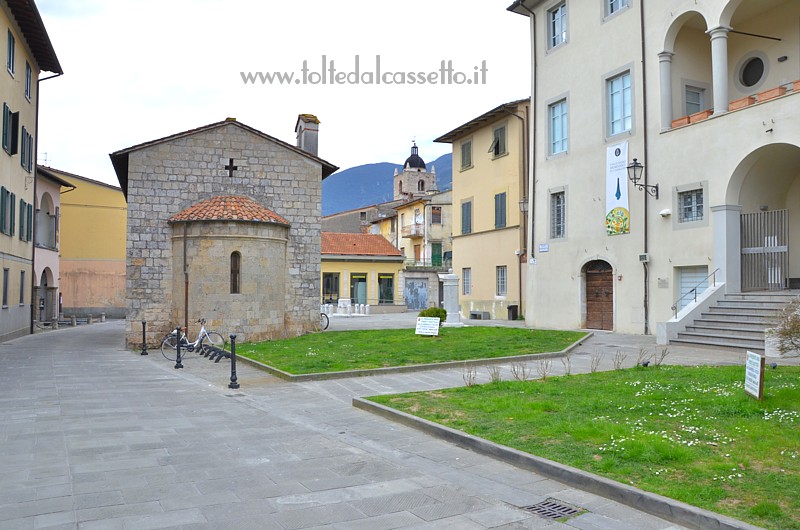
(141, 320, 149, 355)
(228, 334, 240, 389)
(174, 326, 184, 369)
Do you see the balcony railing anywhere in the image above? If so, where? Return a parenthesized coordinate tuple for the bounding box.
(404, 258, 452, 271)
(401, 223, 424, 238)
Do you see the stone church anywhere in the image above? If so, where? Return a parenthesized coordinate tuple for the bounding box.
(110, 116, 337, 347)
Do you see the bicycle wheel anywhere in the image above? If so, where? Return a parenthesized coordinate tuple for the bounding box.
(203, 331, 226, 352)
(160, 334, 178, 361)
(320, 312, 329, 330)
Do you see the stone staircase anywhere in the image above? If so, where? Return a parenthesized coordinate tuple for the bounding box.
(670, 291, 798, 353)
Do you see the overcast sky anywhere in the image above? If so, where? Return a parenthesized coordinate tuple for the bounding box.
(36, 0, 530, 186)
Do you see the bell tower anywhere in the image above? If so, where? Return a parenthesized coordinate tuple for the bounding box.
(393, 142, 437, 201)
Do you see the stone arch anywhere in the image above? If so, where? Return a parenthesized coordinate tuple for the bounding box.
(662, 9, 710, 54)
(719, 0, 747, 28)
(417, 180, 425, 192)
(727, 142, 800, 284)
(36, 267, 56, 322)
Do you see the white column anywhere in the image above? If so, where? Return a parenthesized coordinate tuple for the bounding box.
(708, 26, 731, 115)
(438, 272, 463, 326)
(711, 204, 742, 293)
(658, 52, 674, 130)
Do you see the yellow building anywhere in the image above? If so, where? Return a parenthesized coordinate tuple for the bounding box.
(391, 191, 453, 310)
(321, 232, 405, 313)
(0, 0, 61, 341)
(46, 167, 127, 318)
(435, 99, 529, 320)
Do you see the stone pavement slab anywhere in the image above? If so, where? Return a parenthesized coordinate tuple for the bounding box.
(4, 318, 781, 529)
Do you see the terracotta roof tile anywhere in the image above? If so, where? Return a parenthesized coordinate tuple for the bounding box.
(168, 196, 290, 226)
(322, 232, 403, 257)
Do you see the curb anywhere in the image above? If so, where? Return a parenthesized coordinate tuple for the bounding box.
(236, 332, 592, 382)
(352, 397, 763, 530)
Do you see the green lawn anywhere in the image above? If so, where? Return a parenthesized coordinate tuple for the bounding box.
(237, 327, 586, 374)
(369, 366, 800, 530)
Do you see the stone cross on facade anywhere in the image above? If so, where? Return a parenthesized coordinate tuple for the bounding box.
(225, 158, 238, 177)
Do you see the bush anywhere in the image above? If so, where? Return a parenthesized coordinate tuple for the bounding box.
(418, 307, 447, 323)
(773, 297, 800, 357)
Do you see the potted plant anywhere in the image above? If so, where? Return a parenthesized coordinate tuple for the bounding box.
(757, 85, 787, 102)
(671, 116, 690, 128)
(728, 96, 755, 111)
(689, 109, 713, 123)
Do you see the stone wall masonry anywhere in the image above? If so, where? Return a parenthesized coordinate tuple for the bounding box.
(124, 122, 324, 347)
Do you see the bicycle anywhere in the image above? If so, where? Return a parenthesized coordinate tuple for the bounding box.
(320, 312, 329, 330)
(160, 318, 226, 361)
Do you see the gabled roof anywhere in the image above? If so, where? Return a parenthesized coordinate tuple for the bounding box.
(322, 232, 403, 258)
(168, 195, 290, 226)
(35, 165, 75, 189)
(37, 165, 122, 192)
(434, 98, 530, 144)
(109, 119, 338, 198)
(5, 0, 62, 74)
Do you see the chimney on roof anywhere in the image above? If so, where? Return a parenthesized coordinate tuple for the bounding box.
(295, 114, 320, 156)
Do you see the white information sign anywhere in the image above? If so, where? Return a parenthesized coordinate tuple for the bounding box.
(415, 317, 440, 336)
(744, 350, 765, 400)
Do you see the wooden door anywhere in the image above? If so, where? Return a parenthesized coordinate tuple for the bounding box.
(585, 261, 613, 330)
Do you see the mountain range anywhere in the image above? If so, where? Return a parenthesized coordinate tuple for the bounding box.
(322, 153, 452, 216)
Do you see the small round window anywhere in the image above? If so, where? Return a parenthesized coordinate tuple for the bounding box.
(740, 57, 765, 87)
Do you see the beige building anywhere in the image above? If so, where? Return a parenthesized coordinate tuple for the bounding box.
(33, 168, 73, 323)
(435, 99, 529, 320)
(509, 0, 800, 349)
(0, 0, 60, 341)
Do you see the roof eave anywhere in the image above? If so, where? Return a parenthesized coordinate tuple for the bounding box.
(434, 98, 530, 143)
(322, 254, 404, 262)
(35, 166, 76, 189)
(5, 0, 62, 73)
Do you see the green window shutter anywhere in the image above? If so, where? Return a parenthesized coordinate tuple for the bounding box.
(0, 187, 6, 234)
(9, 192, 14, 236)
(18, 198, 24, 240)
(26, 203, 32, 241)
(19, 126, 25, 167)
(2, 103, 8, 153)
(9, 111, 18, 155)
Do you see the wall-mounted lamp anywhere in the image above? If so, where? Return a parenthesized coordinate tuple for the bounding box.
(519, 197, 529, 213)
(627, 158, 659, 199)
(659, 208, 671, 218)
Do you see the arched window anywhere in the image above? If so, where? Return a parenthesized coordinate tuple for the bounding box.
(398, 181, 403, 194)
(230, 252, 241, 294)
(418, 180, 425, 191)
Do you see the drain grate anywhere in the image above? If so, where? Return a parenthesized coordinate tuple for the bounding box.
(521, 498, 582, 520)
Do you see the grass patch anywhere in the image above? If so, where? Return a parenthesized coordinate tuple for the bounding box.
(237, 327, 585, 374)
(369, 365, 800, 529)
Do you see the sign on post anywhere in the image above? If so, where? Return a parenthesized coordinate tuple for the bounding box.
(744, 350, 765, 400)
(415, 317, 440, 336)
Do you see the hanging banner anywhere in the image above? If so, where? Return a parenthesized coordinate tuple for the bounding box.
(605, 141, 630, 235)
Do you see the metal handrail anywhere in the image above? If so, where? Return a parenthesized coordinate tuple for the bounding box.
(671, 268, 719, 318)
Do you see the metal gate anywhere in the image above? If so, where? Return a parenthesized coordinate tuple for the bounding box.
(741, 209, 788, 291)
